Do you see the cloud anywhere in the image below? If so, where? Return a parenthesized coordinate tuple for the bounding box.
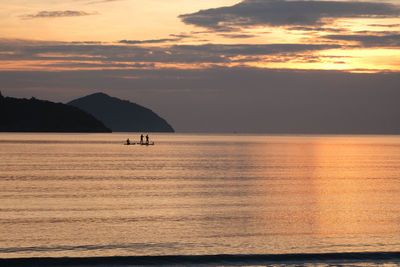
(119, 33, 194, 44)
(369, 23, 400, 28)
(218, 33, 256, 39)
(287, 26, 346, 33)
(43, 62, 154, 69)
(119, 38, 182, 44)
(169, 34, 192, 39)
(324, 32, 400, 47)
(22, 10, 97, 19)
(171, 43, 340, 56)
(0, 39, 341, 68)
(179, 0, 400, 31)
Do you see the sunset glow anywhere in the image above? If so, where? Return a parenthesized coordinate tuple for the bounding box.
(1, 0, 399, 73)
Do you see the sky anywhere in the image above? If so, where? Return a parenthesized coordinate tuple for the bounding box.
(1, 0, 400, 133)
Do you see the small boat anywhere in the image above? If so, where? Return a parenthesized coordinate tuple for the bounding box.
(137, 141, 155, 146)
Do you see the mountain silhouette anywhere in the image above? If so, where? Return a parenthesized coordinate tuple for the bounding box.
(0, 92, 111, 132)
(68, 93, 174, 132)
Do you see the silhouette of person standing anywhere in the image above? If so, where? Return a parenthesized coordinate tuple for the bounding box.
(140, 134, 144, 144)
(146, 134, 149, 144)
(126, 138, 130, 145)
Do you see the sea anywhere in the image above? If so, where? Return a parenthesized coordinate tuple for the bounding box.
(1, 133, 400, 266)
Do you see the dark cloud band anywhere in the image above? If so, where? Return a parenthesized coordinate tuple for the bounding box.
(179, 0, 400, 31)
(22, 10, 97, 19)
(119, 38, 182, 44)
(0, 40, 341, 66)
(324, 32, 400, 48)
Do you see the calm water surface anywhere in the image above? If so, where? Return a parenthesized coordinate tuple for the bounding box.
(0, 133, 400, 259)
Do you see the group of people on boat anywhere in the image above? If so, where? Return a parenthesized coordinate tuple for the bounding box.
(125, 134, 150, 145)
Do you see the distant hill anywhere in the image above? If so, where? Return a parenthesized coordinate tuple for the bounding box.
(0, 92, 111, 132)
(68, 93, 174, 132)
